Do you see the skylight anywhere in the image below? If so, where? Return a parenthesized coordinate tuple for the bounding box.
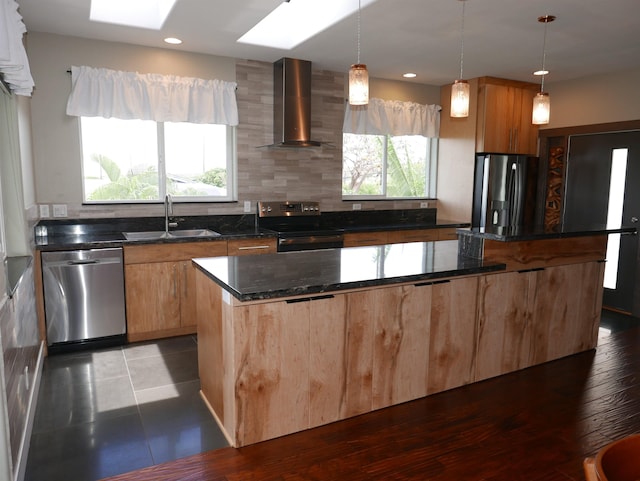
(238, 0, 378, 50)
(90, 0, 178, 30)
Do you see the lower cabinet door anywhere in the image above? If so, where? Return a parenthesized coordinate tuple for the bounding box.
(125, 262, 181, 336)
(427, 276, 479, 393)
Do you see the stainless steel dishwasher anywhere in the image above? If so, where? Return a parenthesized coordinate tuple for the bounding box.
(41, 248, 126, 352)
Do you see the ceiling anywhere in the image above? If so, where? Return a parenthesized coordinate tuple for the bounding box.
(16, 0, 640, 87)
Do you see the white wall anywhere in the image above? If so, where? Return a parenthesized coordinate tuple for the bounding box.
(27, 32, 235, 212)
(545, 66, 640, 129)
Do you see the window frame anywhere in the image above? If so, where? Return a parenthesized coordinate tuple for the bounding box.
(79, 117, 237, 204)
(341, 133, 438, 200)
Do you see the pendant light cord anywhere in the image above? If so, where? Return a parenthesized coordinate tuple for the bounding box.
(540, 20, 548, 92)
(459, 0, 465, 80)
(357, 0, 362, 64)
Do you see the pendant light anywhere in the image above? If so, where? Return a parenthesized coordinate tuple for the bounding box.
(348, 0, 369, 105)
(450, 0, 469, 118)
(532, 15, 555, 125)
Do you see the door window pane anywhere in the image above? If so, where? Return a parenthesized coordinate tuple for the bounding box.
(604, 148, 629, 289)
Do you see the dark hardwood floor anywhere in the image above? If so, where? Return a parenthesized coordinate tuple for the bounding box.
(103, 312, 640, 481)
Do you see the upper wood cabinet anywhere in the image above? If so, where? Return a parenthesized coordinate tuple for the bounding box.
(476, 78, 539, 155)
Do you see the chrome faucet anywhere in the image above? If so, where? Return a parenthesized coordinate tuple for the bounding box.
(165, 194, 177, 233)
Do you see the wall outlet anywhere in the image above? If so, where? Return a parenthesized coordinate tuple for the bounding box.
(420, 201, 430, 208)
(52, 204, 67, 218)
(243, 200, 251, 213)
(352, 203, 362, 210)
(39, 204, 50, 218)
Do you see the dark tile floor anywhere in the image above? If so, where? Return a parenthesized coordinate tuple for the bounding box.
(24, 335, 229, 481)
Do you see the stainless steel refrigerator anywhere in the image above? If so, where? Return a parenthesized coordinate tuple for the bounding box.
(471, 153, 541, 228)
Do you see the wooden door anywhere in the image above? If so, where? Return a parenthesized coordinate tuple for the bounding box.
(178, 260, 197, 328)
(475, 270, 535, 381)
(427, 276, 478, 393)
(371, 285, 431, 409)
(309, 294, 348, 426)
(514, 87, 538, 155)
(530, 262, 603, 363)
(125, 262, 181, 336)
(233, 299, 310, 446)
(477, 83, 512, 153)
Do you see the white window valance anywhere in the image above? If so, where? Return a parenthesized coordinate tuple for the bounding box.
(66, 66, 238, 126)
(343, 97, 440, 138)
(0, 0, 34, 96)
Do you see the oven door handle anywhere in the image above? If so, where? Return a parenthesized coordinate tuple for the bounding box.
(278, 234, 344, 247)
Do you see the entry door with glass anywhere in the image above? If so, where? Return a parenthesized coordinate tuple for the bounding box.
(563, 131, 640, 314)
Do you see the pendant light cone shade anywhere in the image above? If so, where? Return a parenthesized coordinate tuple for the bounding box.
(532, 91, 550, 125)
(451, 79, 470, 117)
(349, 0, 368, 105)
(450, 0, 469, 118)
(532, 15, 555, 125)
(349, 63, 369, 105)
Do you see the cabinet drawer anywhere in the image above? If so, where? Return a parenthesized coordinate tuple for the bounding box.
(124, 240, 228, 264)
(227, 238, 277, 256)
(343, 232, 389, 247)
(387, 229, 439, 244)
(437, 228, 459, 240)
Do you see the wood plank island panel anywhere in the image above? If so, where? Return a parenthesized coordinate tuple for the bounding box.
(482, 235, 607, 270)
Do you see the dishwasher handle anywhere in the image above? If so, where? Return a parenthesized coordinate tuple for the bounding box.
(68, 259, 100, 265)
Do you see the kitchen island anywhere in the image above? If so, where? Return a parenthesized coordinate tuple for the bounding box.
(193, 225, 634, 447)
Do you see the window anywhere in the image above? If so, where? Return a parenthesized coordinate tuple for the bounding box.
(342, 133, 436, 198)
(80, 117, 236, 203)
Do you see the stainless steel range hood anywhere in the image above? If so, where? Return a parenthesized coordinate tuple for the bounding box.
(272, 57, 321, 148)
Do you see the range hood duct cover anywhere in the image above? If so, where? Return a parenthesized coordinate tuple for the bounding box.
(273, 57, 321, 147)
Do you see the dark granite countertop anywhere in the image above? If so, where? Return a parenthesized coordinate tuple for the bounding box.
(193, 240, 505, 302)
(458, 223, 637, 242)
(33, 211, 469, 251)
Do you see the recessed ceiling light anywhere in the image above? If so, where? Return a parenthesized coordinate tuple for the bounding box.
(90, 0, 178, 30)
(164, 37, 182, 45)
(403, 73, 417, 78)
(533, 69, 549, 76)
(238, 0, 379, 50)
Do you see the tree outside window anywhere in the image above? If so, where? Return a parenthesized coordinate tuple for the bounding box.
(342, 133, 434, 198)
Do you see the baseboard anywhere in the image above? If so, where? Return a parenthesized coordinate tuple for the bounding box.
(13, 340, 45, 481)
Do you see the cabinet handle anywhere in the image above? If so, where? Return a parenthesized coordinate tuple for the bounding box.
(183, 262, 188, 298)
(173, 265, 178, 298)
(517, 267, 545, 273)
(286, 294, 335, 304)
(238, 245, 271, 250)
(414, 279, 451, 287)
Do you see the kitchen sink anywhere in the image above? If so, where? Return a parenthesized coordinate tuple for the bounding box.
(123, 229, 220, 241)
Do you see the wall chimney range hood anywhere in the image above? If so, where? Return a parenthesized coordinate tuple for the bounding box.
(272, 57, 322, 147)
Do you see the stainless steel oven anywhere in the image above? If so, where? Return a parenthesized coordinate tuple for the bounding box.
(257, 201, 344, 252)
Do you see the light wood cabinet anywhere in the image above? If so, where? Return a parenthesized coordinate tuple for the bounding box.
(124, 241, 227, 342)
(475, 270, 535, 381)
(227, 237, 276, 256)
(476, 79, 539, 155)
(387, 228, 439, 244)
(344, 228, 455, 247)
(475, 261, 605, 381)
(530, 261, 604, 364)
(343, 231, 389, 247)
(426, 276, 479, 393)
